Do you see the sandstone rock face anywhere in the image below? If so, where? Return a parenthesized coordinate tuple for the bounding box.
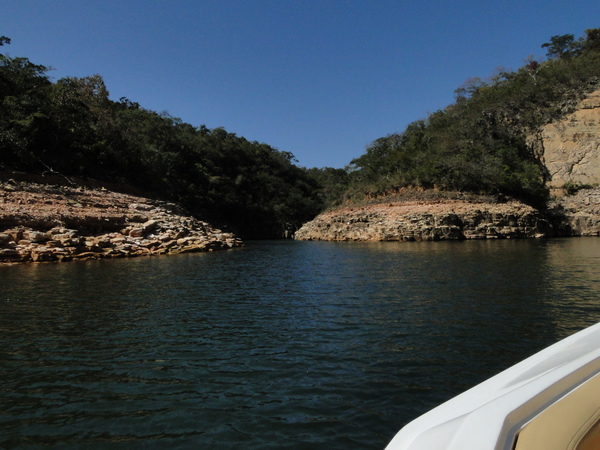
(537, 90, 600, 187)
(294, 200, 551, 241)
(0, 180, 242, 263)
(551, 187, 600, 236)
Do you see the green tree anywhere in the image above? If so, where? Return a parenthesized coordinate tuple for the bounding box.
(582, 28, 600, 52)
(542, 34, 579, 59)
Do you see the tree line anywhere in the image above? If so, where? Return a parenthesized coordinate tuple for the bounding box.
(0, 37, 323, 238)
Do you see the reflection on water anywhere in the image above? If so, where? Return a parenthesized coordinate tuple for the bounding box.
(1, 238, 599, 449)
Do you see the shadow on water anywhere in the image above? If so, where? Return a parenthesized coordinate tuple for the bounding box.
(1, 238, 599, 449)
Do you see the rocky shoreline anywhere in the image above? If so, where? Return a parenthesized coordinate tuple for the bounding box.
(2, 179, 598, 262)
(294, 188, 600, 241)
(0, 180, 242, 264)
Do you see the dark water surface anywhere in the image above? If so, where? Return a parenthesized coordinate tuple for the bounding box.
(1, 238, 600, 449)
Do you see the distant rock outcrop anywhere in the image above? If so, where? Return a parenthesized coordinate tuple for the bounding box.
(295, 187, 600, 242)
(294, 199, 552, 241)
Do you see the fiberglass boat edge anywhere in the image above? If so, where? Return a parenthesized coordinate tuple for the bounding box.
(385, 322, 600, 450)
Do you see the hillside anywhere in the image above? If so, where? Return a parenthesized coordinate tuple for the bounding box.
(0, 37, 322, 239)
(296, 85, 600, 242)
(297, 29, 600, 241)
(308, 29, 600, 210)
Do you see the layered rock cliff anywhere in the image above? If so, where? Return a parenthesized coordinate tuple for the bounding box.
(295, 189, 600, 242)
(533, 89, 600, 188)
(0, 179, 242, 263)
(294, 198, 552, 241)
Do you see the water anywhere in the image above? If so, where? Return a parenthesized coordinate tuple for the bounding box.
(1, 238, 599, 449)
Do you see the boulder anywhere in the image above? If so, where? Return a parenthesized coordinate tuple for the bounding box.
(129, 227, 144, 238)
(142, 219, 158, 233)
(22, 230, 46, 243)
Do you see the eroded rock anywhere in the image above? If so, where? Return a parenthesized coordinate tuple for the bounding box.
(533, 90, 600, 187)
(0, 180, 242, 263)
(294, 200, 552, 241)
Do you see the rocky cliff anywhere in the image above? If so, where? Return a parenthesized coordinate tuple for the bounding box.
(295, 187, 600, 242)
(550, 187, 600, 236)
(0, 179, 242, 263)
(534, 89, 600, 188)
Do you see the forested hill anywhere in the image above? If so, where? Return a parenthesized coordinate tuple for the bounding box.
(322, 28, 600, 209)
(0, 36, 323, 239)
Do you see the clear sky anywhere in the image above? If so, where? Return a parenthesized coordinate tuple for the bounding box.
(2, 1, 599, 169)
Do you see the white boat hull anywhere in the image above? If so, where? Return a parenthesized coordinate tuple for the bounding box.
(385, 322, 600, 450)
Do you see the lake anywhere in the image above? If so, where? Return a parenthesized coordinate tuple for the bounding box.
(1, 238, 599, 449)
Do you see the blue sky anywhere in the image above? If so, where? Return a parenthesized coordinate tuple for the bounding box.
(2, 1, 599, 169)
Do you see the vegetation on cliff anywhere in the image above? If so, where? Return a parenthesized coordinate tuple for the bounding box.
(0, 37, 323, 238)
(315, 29, 600, 209)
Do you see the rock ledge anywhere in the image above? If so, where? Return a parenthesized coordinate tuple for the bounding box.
(0, 180, 242, 263)
(294, 199, 552, 241)
(295, 187, 600, 242)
